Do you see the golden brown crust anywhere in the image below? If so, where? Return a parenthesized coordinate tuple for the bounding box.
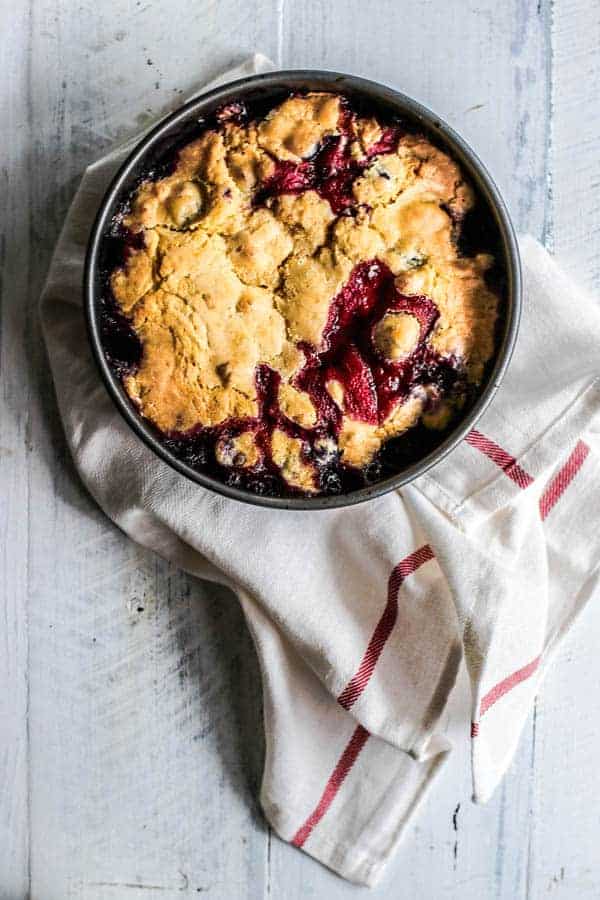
(270, 429, 317, 492)
(352, 116, 384, 154)
(110, 93, 499, 490)
(277, 248, 353, 347)
(336, 391, 425, 468)
(373, 311, 421, 361)
(227, 209, 293, 288)
(269, 191, 335, 255)
(215, 430, 261, 468)
(394, 252, 497, 382)
(257, 92, 342, 161)
(278, 382, 317, 428)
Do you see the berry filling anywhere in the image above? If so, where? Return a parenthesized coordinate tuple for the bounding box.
(294, 260, 447, 426)
(257, 105, 400, 214)
(100, 295, 142, 379)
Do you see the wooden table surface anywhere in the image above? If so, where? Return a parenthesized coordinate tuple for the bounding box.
(2, 1, 600, 897)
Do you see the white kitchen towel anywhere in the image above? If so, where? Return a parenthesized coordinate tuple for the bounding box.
(40, 56, 600, 887)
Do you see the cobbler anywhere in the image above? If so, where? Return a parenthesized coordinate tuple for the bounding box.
(102, 91, 501, 497)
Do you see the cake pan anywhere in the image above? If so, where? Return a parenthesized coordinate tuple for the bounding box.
(84, 69, 522, 510)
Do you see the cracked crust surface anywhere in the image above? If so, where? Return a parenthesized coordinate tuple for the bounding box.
(257, 93, 343, 161)
(108, 91, 500, 494)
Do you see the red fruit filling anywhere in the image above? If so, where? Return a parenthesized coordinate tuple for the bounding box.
(257, 102, 401, 214)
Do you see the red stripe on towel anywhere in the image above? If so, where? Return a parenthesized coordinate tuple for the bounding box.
(292, 725, 370, 847)
(470, 441, 590, 738)
(337, 545, 435, 710)
(465, 429, 534, 489)
(471, 655, 541, 737)
(539, 440, 589, 520)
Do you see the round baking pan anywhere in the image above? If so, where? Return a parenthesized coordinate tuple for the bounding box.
(84, 70, 521, 510)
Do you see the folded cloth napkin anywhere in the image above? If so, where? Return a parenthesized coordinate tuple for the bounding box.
(40, 56, 600, 886)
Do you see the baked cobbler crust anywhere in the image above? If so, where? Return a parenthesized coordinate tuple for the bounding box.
(105, 92, 500, 497)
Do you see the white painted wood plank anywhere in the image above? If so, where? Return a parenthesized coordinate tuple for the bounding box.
(26, 518, 269, 900)
(0, 3, 32, 897)
(525, 2, 600, 898)
(546, 0, 600, 288)
(4, 2, 279, 899)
